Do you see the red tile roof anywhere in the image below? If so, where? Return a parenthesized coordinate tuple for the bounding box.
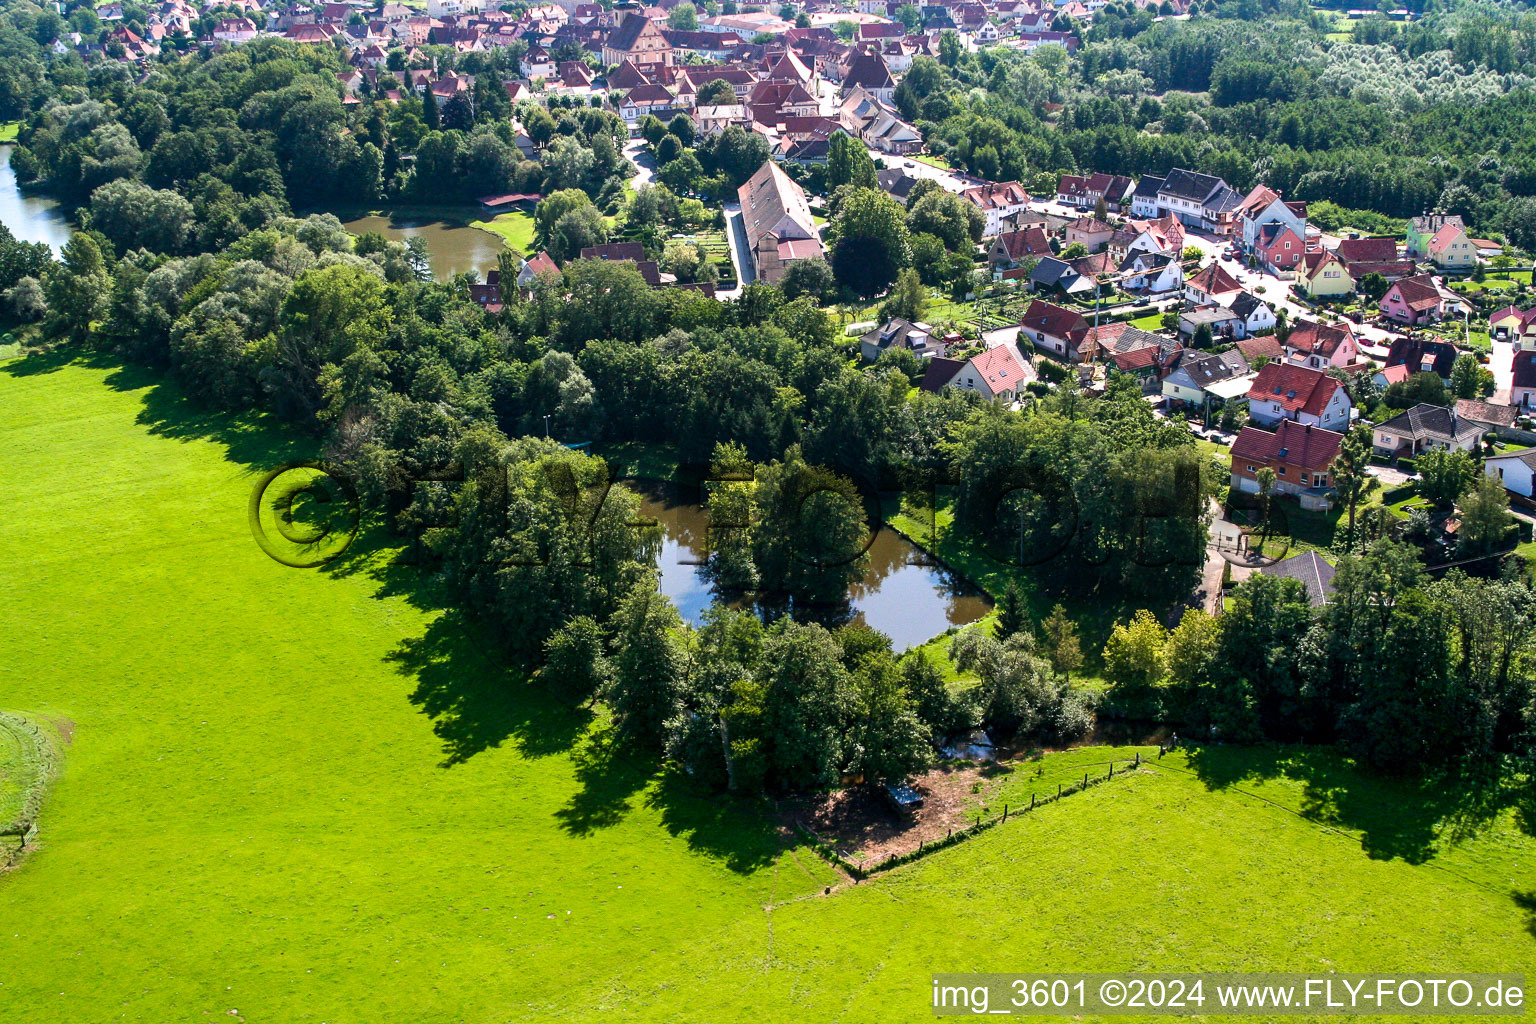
(1230, 419, 1344, 473)
(1246, 362, 1344, 416)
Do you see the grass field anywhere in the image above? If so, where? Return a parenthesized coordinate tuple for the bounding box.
(0, 121, 19, 143)
(469, 209, 537, 256)
(2, 352, 1534, 1021)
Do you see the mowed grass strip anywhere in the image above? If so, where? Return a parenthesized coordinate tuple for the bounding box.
(469, 209, 537, 256)
(0, 354, 1532, 1023)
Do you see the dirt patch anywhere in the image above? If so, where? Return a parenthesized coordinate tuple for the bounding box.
(784, 763, 1003, 864)
(50, 717, 75, 745)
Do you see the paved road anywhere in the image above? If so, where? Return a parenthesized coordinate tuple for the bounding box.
(718, 201, 751, 299)
(623, 139, 656, 190)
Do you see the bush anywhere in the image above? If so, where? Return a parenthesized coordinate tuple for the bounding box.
(1397, 456, 1416, 474)
(1036, 358, 1069, 383)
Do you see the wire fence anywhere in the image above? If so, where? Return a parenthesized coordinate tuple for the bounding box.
(797, 751, 1155, 882)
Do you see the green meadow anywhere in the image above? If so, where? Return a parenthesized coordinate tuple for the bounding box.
(1, 354, 1534, 1023)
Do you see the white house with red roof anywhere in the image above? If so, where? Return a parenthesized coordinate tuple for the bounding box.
(961, 181, 1031, 238)
(1183, 262, 1243, 306)
(1245, 362, 1352, 432)
(950, 343, 1034, 402)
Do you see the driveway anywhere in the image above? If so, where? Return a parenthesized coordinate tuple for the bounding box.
(623, 139, 656, 190)
(718, 201, 752, 299)
(1489, 338, 1514, 404)
(1366, 463, 1412, 487)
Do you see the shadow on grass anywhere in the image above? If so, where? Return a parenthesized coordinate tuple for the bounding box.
(555, 726, 651, 836)
(1514, 892, 1536, 940)
(3, 346, 302, 471)
(552, 732, 782, 873)
(1182, 744, 1513, 865)
(6, 345, 795, 872)
(385, 604, 594, 766)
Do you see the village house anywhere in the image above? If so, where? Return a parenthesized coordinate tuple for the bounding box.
(989, 226, 1052, 271)
(1016, 299, 1088, 360)
(1254, 221, 1306, 274)
(1184, 262, 1243, 307)
(1152, 167, 1244, 235)
(1283, 318, 1358, 371)
(737, 160, 823, 285)
(961, 181, 1032, 238)
(1245, 362, 1352, 432)
(602, 12, 674, 68)
(1117, 250, 1183, 294)
(1161, 348, 1253, 413)
(516, 251, 560, 291)
(1179, 304, 1244, 343)
(1489, 304, 1536, 348)
(1379, 274, 1445, 326)
(1230, 420, 1344, 511)
(841, 50, 896, 103)
(1117, 215, 1184, 259)
(1483, 448, 1536, 501)
(1056, 172, 1133, 212)
(1238, 187, 1305, 253)
(1455, 398, 1519, 441)
(1371, 404, 1482, 458)
(1228, 292, 1278, 338)
(1425, 220, 1477, 272)
(1405, 213, 1464, 259)
(1259, 550, 1338, 607)
(1064, 216, 1114, 254)
(947, 342, 1034, 402)
(1515, 352, 1536, 411)
(859, 319, 942, 362)
(1384, 335, 1458, 381)
(1296, 250, 1354, 298)
(1334, 236, 1416, 282)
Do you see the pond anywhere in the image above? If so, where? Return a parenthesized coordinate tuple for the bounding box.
(340, 212, 503, 281)
(0, 146, 73, 253)
(638, 486, 992, 652)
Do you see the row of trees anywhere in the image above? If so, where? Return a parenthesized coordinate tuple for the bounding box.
(1100, 542, 1535, 796)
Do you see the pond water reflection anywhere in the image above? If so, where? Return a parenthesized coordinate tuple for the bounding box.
(340, 213, 503, 280)
(638, 485, 991, 652)
(0, 146, 73, 253)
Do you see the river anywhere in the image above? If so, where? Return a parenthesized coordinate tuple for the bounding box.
(0, 146, 73, 253)
(340, 212, 503, 281)
(639, 487, 992, 652)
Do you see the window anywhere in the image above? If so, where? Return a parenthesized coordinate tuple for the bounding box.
(1278, 467, 1287, 476)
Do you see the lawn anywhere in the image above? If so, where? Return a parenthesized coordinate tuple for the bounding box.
(0, 121, 19, 143)
(1129, 311, 1166, 330)
(469, 209, 537, 256)
(2, 353, 1534, 1021)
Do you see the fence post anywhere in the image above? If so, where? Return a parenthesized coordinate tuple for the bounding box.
(1108, 762, 1114, 778)
(1003, 804, 1008, 821)
(1057, 783, 1061, 800)
(1031, 793, 1036, 810)
(1083, 773, 1088, 789)
(1135, 751, 1141, 767)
